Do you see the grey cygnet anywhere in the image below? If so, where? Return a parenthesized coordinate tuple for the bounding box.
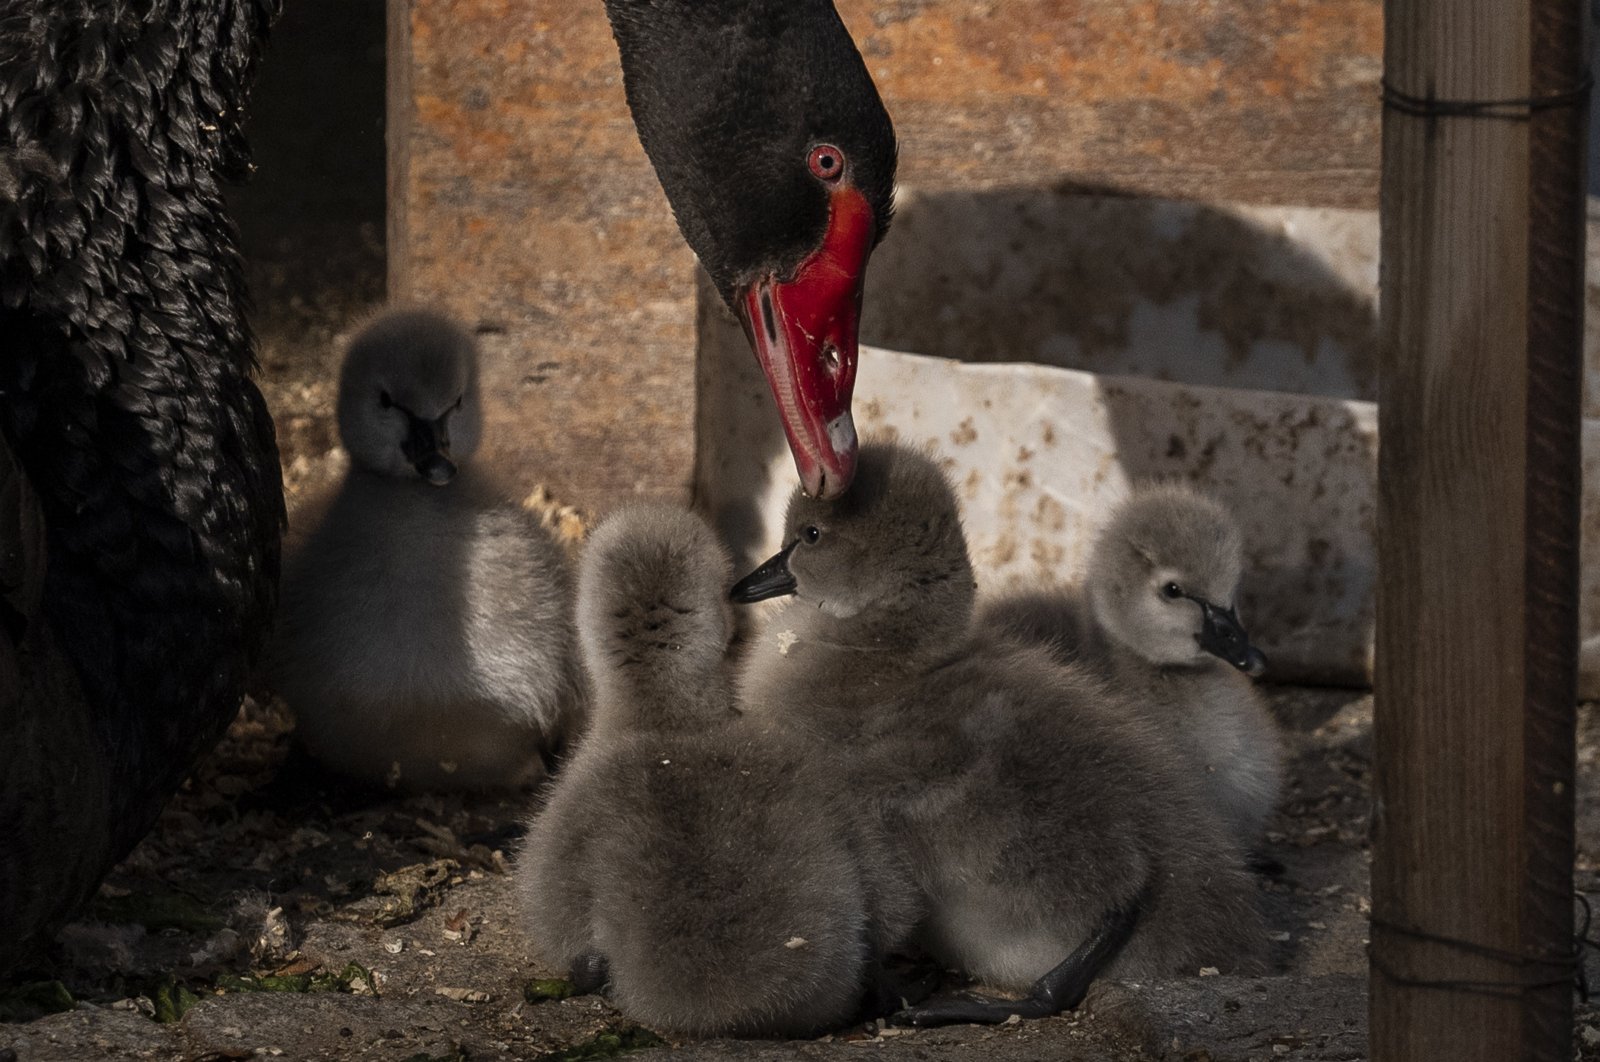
(517, 503, 919, 1038)
(981, 483, 1283, 847)
(266, 308, 583, 789)
(732, 443, 1264, 1025)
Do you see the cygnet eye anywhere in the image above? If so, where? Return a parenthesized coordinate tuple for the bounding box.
(1160, 581, 1183, 600)
(802, 525, 822, 545)
(379, 390, 394, 410)
(452, 395, 464, 412)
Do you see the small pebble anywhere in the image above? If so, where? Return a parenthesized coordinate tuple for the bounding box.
(436, 986, 492, 1004)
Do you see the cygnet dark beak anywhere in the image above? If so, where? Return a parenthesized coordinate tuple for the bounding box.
(403, 413, 456, 486)
(729, 540, 801, 604)
(1191, 598, 1268, 676)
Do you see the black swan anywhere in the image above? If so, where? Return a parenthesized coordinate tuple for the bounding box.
(0, 0, 284, 973)
(603, 0, 897, 499)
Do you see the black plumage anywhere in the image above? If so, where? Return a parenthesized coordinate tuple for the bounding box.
(603, 0, 900, 499)
(603, 0, 897, 306)
(0, 0, 283, 973)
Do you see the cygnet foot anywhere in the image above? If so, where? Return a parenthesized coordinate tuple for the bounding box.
(859, 955, 942, 1021)
(893, 891, 1145, 1027)
(570, 951, 610, 996)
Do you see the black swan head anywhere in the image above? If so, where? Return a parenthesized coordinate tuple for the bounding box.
(604, 0, 897, 499)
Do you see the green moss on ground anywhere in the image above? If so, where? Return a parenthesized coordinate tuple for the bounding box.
(216, 962, 376, 996)
(533, 1026, 667, 1062)
(0, 981, 74, 1023)
(523, 978, 575, 1003)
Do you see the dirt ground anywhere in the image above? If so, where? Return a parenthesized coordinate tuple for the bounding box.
(7, 688, 1600, 1062)
(1, 687, 1382, 1062)
(5, 3, 1600, 1060)
(6, 687, 1593, 1062)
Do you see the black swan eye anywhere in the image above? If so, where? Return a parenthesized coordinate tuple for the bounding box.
(379, 390, 393, 409)
(1160, 582, 1183, 600)
(802, 526, 821, 544)
(807, 144, 844, 182)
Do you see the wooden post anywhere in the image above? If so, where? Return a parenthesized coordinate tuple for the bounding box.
(1371, 0, 1585, 1058)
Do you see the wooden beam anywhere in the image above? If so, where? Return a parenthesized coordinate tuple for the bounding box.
(1370, 0, 1583, 1058)
(839, 0, 1383, 208)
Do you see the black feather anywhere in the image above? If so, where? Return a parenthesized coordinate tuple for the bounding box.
(602, 0, 897, 306)
(0, 0, 284, 974)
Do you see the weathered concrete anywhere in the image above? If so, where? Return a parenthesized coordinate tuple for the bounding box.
(870, 192, 1600, 420)
(867, 191, 1382, 401)
(698, 291, 1600, 692)
(698, 298, 1380, 686)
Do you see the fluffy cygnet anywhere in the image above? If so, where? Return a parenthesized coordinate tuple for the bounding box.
(733, 443, 1265, 1025)
(981, 483, 1283, 846)
(266, 309, 583, 789)
(518, 503, 919, 1038)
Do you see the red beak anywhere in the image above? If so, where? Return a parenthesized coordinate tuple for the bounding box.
(736, 186, 874, 500)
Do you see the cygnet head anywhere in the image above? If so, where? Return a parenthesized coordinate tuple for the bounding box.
(1087, 483, 1265, 674)
(577, 504, 737, 733)
(336, 309, 484, 484)
(730, 442, 975, 636)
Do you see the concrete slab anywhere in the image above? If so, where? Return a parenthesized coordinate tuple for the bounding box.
(697, 296, 1600, 692)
